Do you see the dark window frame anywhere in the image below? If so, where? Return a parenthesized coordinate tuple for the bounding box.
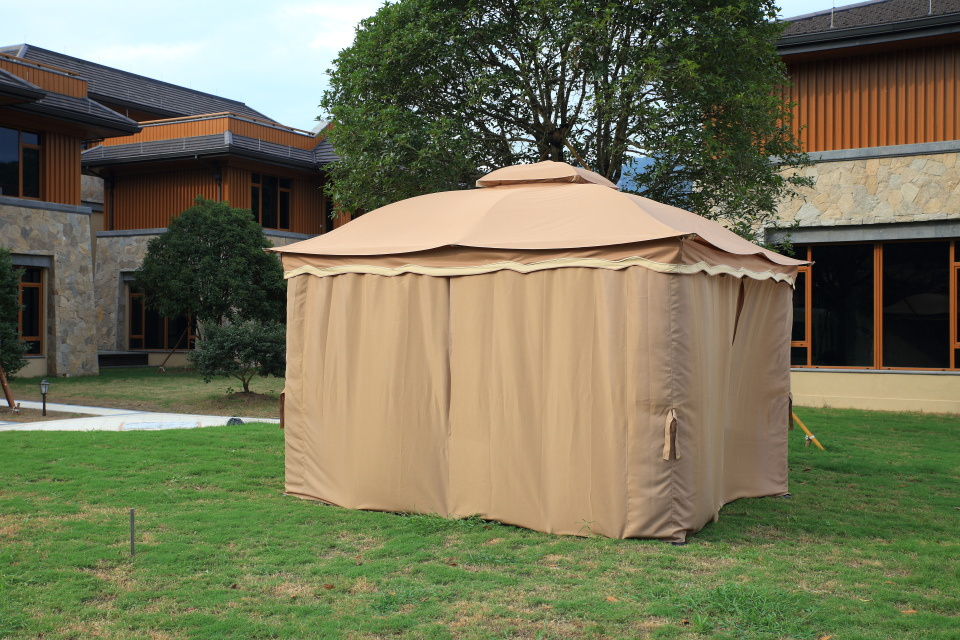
(128, 290, 195, 352)
(792, 239, 959, 371)
(250, 172, 291, 230)
(0, 126, 42, 200)
(18, 267, 43, 356)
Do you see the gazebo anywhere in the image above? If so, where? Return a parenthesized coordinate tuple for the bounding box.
(272, 161, 806, 542)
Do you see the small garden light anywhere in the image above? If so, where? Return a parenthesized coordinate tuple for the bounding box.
(39, 378, 50, 416)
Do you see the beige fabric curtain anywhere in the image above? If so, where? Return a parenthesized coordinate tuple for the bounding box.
(284, 273, 451, 515)
(283, 265, 792, 542)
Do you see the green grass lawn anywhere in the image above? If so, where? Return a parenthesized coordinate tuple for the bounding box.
(7, 367, 283, 419)
(1, 408, 957, 639)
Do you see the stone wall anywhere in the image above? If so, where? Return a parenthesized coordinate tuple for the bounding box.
(776, 151, 960, 227)
(95, 229, 310, 352)
(0, 199, 99, 376)
(94, 232, 158, 351)
(81, 175, 104, 205)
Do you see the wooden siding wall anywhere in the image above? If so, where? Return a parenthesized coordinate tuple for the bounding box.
(111, 165, 327, 234)
(0, 59, 87, 98)
(786, 43, 960, 152)
(221, 166, 250, 209)
(43, 132, 81, 206)
(101, 116, 316, 150)
(111, 169, 218, 230)
(103, 118, 228, 145)
(291, 175, 326, 235)
(228, 120, 317, 150)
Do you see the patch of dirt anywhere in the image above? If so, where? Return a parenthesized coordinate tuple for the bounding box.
(540, 553, 571, 564)
(845, 558, 884, 568)
(63, 617, 112, 638)
(681, 555, 738, 575)
(80, 561, 136, 590)
(794, 578, 841, 595)
(448, 607, 590, 638)
(320, 531, 383, 559)
(0, 514, 22, 537)
(446, 600, 493, 630)
(636, 617, 672, 633)
(228, 391, 273, 401)
(0, 407, 86, 423)
(349, 576, 378, 594)
(84, 592, 118, 610)
(336, 530, 381, 551)
(272, 580, 315, 599)
(147, 631, 185, 640)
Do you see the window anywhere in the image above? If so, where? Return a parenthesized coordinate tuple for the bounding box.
(882, 242, 950, 368)
(128, 290, 195, 351)
(251, 173, 291, 230)
(18, 267, 43, 355)
(950, 243, 959, 369)
(0, 127, 41, 199)
(792, 240, 960, 370)
(810, 243, 875, 367)
(790, 262, 810, 366)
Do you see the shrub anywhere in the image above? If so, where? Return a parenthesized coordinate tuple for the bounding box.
(188, 320, 285, 393)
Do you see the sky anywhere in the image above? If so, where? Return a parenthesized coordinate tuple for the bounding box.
(2, 0, 842, 131)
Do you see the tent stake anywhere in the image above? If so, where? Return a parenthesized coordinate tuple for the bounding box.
(792, 412, 825, 450)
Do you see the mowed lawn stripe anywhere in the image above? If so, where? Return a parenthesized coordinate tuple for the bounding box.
(1, 408, 958, 639)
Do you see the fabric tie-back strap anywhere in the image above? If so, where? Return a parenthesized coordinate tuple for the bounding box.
(663, 409, 680, 461)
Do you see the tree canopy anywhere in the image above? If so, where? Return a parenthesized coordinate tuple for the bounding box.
(0, 248, 27, 377)
(133, 198, 286, 327)
(321, 0, 808, 241)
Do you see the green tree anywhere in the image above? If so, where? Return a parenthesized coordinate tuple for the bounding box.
(134, 197, 286, 327)
(0, 248, 28, 378)
(322, 0, 809, 241)
(188, 320, 285, 394)
(134, 198, 287, 393)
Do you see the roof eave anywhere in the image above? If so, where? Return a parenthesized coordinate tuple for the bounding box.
(81, 146, 320, 171)
(778, 12, 960, 56)
(0, 85, 45, 104)
(6, 102, 140, 137)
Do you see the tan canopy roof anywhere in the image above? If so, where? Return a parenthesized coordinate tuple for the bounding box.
(274, 161, 806, 280)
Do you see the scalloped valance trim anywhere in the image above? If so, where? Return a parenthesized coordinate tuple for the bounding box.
(284, 255, 796, 285)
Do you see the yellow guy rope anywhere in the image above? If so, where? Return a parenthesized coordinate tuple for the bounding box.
(792, 412, 825, 450)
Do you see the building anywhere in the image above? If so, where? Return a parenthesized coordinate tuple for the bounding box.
(773, 0, 960, 412)
(0, 49, 139, 376)
(0, 45, 338, 376)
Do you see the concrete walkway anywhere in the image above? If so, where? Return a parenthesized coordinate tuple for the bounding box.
(0, 400, 279, 432)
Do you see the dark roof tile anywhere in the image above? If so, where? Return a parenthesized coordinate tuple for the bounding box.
(0, 66, 43, 94)
(783, 0, 960, 36)
(30, 92, 140, 130)
(4, 89, 139, 135)
(0, 44, 276, 122)
(314, 138, 339, 164)
(82, 132, 332, 170)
